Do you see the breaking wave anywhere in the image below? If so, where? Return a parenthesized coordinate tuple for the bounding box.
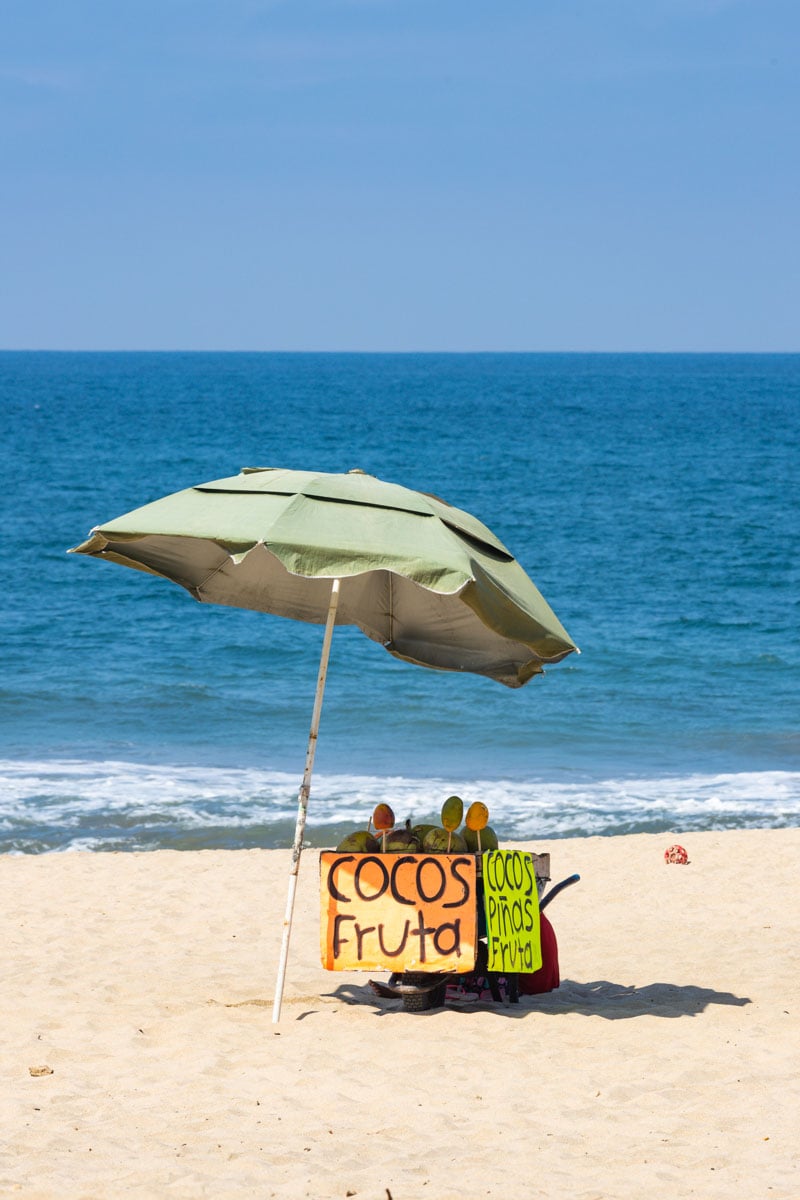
(1, 758, 799, 852)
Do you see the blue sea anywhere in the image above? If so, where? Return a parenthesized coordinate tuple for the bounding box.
(2, 351, 798, 852)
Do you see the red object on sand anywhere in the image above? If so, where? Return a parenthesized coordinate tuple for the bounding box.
(664, 844, 689, 864)
(518, 913, 560, 994)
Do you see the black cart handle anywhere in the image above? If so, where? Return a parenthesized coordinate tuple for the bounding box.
(540, 873, 580, 911)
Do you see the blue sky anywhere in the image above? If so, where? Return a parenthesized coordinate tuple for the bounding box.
(2, 1, 798, 350)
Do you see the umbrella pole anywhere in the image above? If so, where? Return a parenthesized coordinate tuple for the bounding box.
(272, 577, 341, 1024)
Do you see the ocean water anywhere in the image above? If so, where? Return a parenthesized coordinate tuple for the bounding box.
(1, 351, 798, 852)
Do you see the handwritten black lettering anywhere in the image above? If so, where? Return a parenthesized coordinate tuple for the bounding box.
(416, 857, 446, 904)
(409, 909, 437, 964)
(483, 850, 542, 974)
(321, 851, 476, 971)
(389, 856, 417, 906)
(327, 855, 355, 902)
(354, 855, 389, 901)
(432, 919, 461, 957)
(355, 923, 376, 958)
(445, 857, 472, 908)
(377, 920, 411, 957)
(332, 913, 356, 957)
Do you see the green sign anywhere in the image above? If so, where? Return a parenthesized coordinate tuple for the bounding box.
(482, 850, 542, 974)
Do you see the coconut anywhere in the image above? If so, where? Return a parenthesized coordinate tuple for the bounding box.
(461, 825, 499, 853)
(423, 827, 468, 854)
(335, 831, 380, 853)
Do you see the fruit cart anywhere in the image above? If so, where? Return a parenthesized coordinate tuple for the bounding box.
(320, 797, 579, 1011)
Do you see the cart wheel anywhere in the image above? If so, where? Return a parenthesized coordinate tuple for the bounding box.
(400, 973, 448, 1013)
(402, 990, 434, 1012)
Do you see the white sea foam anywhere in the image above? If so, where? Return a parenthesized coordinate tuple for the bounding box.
(1, 758, 799, 852)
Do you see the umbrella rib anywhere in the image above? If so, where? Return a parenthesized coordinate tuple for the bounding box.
(194, 547, 255, 596)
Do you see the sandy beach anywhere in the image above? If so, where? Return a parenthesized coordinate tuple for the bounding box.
(2, 827, 798, 1199)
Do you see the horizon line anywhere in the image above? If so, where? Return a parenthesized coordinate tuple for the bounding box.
(2, 347, 799, 356)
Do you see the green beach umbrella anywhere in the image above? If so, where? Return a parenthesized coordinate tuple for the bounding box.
(71, 466, 578, 1018)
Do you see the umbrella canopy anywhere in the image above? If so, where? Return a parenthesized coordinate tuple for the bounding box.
(71, 466, 578, 1020)
(71, 466, 577, 687)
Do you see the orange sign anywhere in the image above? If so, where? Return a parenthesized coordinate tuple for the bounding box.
(320, 852, 477, 972)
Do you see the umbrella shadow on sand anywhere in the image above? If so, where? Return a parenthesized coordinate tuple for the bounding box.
(519, 979, 752, 1019)
(326, 980, 751, 1020)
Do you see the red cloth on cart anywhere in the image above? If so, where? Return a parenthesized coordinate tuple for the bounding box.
(518, 912, 560, 994)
